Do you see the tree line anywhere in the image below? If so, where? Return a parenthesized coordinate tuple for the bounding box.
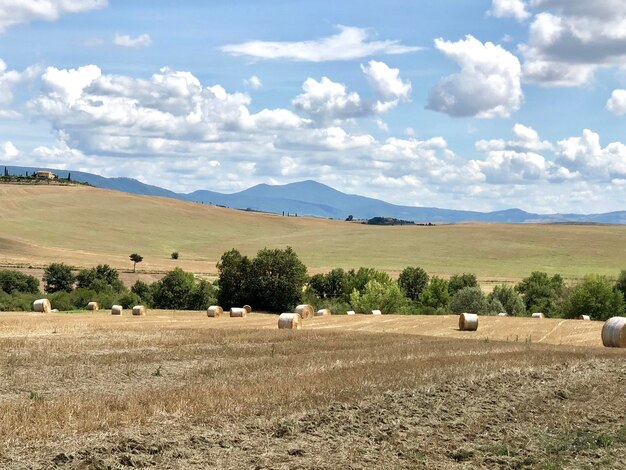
(1, 247, 626, 321)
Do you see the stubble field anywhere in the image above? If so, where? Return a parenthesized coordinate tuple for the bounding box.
(0, 310, 625, 469)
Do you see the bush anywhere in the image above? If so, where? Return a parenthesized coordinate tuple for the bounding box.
(76, 265, 124, 293)
(516, 272, 564, 315)
(216, 249, 251, 309)
(398, 267, 429, 301)
(48, 291, 74, 311)
(0, 291, 39, 311)
(187, 279, 218, 310)
(450, 287, 487, 314)
(131, 280, 153, 307)
(152, 268, 196, 309)
(69, 288, 98, 309)
(418, 276, 450, 311)
(448, 273, 478, 296)
(488, 285, 525, 316)
(561, 274, 625, 321)
(346, 268, 392, 295)
(0, 270, 40, 294)
(349, 280, 409, 314)
(118, 291, 141, 309)
(615, 270, 626, 307)
(171, 252, 179, 260)
(43, 263, 75, 293)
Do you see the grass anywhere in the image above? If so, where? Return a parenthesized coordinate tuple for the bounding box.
(0, 310, 624, 468)
(2, 185, 626, 282)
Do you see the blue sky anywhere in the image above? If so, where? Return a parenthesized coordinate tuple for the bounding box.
(1, 0, 626, 213)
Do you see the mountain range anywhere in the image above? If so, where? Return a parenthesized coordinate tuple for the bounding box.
(6, 165, 626, 224)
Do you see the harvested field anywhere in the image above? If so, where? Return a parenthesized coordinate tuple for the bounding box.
(1, 311, 625, 469)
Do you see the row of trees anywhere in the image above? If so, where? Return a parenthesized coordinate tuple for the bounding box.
(2, 247, 626, 321)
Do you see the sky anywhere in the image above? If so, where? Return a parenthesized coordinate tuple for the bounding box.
(1, 0, 626, 213)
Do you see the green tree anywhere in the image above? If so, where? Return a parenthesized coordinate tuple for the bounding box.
(450, 287, 487, 314)
(349, 280, 409, 314)
(248, 247, 308, 312)
(615, 270, 626, 308)
(562, 274, 624, 321)
(131, 280, 153, 307)
(516, 272, 564, 315)
(398, 266, 429, 301)
(0, 270, 40, 294)
(151, 268, 195, 309)
(171, 251, 179, 260)
(216, 249, 251, 309)
(345, 268, 392, 296)
(118, 291, 141, 309)
(187, 279, 218, 310)
(129, 253, 143, 273)
(307, 268, 351, 301)
(488, 284, 525, 316)
(448, 273, 479, 296)
(419, 276, 450, 311)
(43, 263, 75, 293)
(76, 264, 124, 293)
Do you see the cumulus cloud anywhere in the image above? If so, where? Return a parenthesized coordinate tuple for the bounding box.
(220, 26, 422, 62)
(607, 90, 626, 116)
(517, 1, 626, 86)
(243, 75, 262, 90)
(556, 129, 626, 180)
(0, 141, 19, 161)
(489, 0, 530, 21)
(427, 35, 523, 118)
(361, 60, 411, 102)
(114, 33, 152, 48)
(0, 0, 107, 34)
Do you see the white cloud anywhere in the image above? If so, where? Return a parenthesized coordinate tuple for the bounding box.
(220, 26, 422, 62)
(489, 0, 530, 21)
(0, 141, 19, 161)
(361, 60, 411, 102)
(427, 35, 523, 118)
(607, 89, 626, 116)
(0, 0, 107, 34)
(556, 129, 626, 180)
(114, 33, 152, 48)
(243, 75, 262, 90)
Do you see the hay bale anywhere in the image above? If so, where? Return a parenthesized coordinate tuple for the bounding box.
(346, 310, 356, 315)
(498, 312, 508, 317)
(230, 307, 247, 318)
(295, 304, 314, 319)
(371, 309, 382, 315)
(579, 315, 591, 321)
(532, 312, 545, 319)
(278, 313, 302, 329)
(132, 305, 146, 316)
(601, 317, 626, 348)
(111, 305, 123, 315)
(315, 308, 332, 317)
(87, 302, 99, 311)
(243, 305, 252, 314)
(207, 305, 223, 318)
(458, 312, 479, 331)
(51, 309, 59, 313)
(33, 299, 51, 313)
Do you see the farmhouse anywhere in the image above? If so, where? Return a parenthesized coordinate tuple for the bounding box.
(34, 170, 57, 180)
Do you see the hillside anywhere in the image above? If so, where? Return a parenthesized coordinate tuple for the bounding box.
(7, 166, 626, 223)
(2, 185, 626, 280)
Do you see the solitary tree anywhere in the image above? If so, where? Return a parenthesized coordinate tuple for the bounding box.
(129, 253, 143, 272)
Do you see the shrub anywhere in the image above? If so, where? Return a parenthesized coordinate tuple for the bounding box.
(398, 267, 429, 301)
(187, 279, 218, 310)
(69, 288, 98, 309)
(43, 263, 75, 293)
(485, 298, 505, 315)
(349, 280, 409, 314)
(0, 270, 40, 294)
(448, 273, 478, 296)
(118, 291, 141, 309)
(346, 268, 392, 295)
(131, 280, 153, 307)
(561, 274, 625, 321)
(418, 276, 450, 311)
(48, 291, 74, 311)
(171, 252, 179, 260)
(216, 249, 251, 309)
(0, 291, 39, 311)
(76, 265, 124, 293)
(450, 287, 487, 314)
(615, 270, 626, 307)
(488, 285, 525, 316)
(516, 272, 564, 315)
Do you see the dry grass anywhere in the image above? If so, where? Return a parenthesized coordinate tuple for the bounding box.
(0, 311, 625, 468)
(2, 185, 626, 282)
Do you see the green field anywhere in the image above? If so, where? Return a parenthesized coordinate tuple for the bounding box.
(1, 184, 626, 282)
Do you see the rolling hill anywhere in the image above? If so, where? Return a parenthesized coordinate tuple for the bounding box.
(6, 165, 626, 224)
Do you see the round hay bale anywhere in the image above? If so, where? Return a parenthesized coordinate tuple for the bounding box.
(230, 307, 247, 318)
(346, 310, 356, 315)
(243, 305, 252, 314)
(33, 299, 51, 313)
(601, 317, 626, 348)
(579, 315, 591, 321)
(459, 312, 479, 331)
(315, 308, 332, 317)
(498, 312, 508, 317)
(207, 305, 223, 318)
(111, 305, 123, 315)
(278, 313, 302, 329)
(371, 309, 382, 315)
(295, 304, 314, 319)
(532, 312, 545, 319)
(87, 301, 99, 311)
(51, 309, 59, 313)
(132, 305, 146, 316)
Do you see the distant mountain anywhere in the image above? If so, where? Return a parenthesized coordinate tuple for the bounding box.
(6, 165, 626, 224)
